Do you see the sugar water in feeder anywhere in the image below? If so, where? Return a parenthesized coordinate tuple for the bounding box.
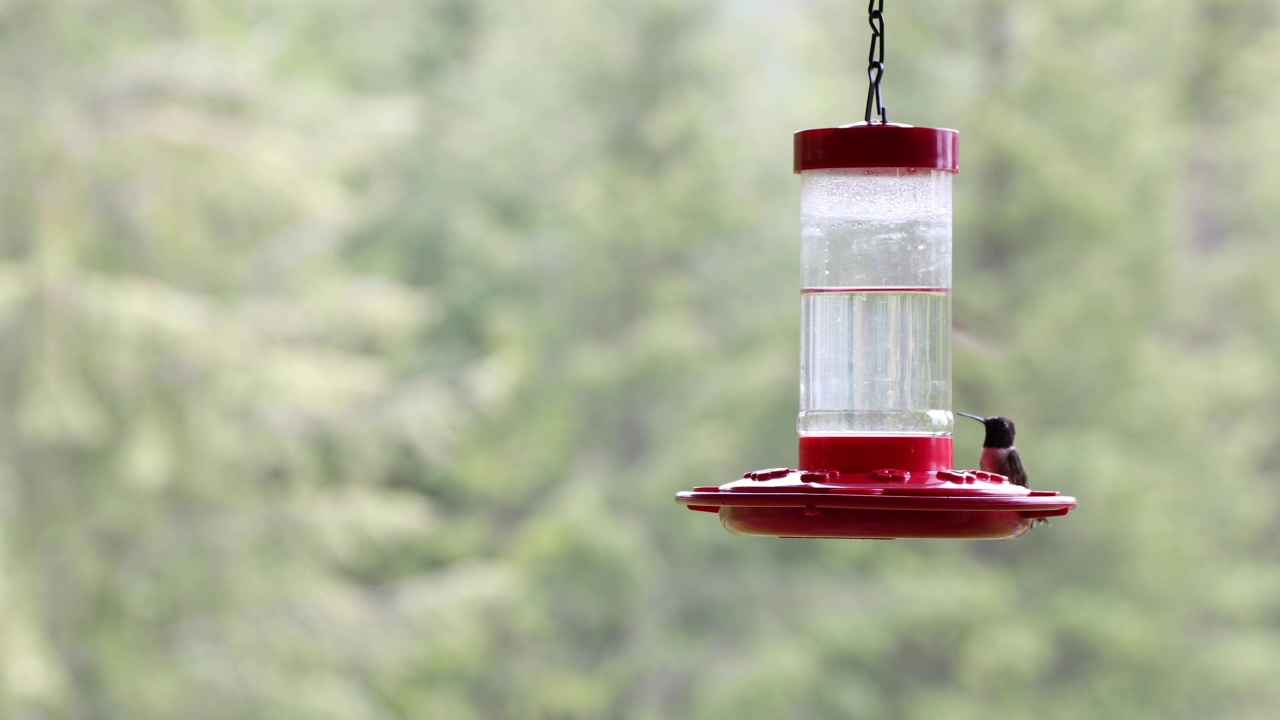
(793, 146, 957, 458)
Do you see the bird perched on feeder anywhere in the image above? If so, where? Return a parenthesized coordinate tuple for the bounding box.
(956, 412, 1049, 528)
(954, 413, 1027, 488)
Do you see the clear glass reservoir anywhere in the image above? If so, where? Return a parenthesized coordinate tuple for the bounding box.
(797, 159, 954, 438)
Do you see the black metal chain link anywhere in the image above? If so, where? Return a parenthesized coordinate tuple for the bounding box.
(865, 0, 887, 124)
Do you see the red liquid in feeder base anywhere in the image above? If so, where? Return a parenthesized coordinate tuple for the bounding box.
(799, 435, 953, 474)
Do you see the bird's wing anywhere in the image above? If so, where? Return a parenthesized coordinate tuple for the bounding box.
(1007, 449, 1028, 487)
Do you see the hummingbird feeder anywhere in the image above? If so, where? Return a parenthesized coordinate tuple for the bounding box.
(675, 1, 1076, 539)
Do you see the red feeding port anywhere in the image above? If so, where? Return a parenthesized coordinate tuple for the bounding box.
(675, 123, 1077, 540)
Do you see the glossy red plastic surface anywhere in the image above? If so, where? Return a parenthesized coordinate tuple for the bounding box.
(676, 471, 1075, 540)
(794, 123, 959, 173)
(675, 437, 1077, 540)
(799, 435, 952, 473)
(720, 506, 1036, 540)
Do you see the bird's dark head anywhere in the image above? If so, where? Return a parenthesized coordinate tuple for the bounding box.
(955, 412, 1016, 448)
(982, 416, 1016, 448)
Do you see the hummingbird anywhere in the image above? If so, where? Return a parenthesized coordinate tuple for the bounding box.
(954, 412, 1028, 488)
(957, 412, 1049, 529)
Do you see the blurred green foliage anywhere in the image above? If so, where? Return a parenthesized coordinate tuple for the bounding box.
(3, 0, 1280, 718)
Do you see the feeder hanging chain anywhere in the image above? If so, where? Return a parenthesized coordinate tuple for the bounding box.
(865, 0, 887, 124)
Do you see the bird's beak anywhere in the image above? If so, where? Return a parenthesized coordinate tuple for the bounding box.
(954, 412, 985, 422)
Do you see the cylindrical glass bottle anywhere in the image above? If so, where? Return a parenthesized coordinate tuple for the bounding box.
(793, 124, 958, 472)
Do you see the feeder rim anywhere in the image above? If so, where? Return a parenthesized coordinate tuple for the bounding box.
(794, 122, 959, 173)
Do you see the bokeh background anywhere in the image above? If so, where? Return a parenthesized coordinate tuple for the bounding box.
(3, 0, 1280, 718)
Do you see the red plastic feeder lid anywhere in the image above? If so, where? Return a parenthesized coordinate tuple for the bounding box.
(794, 122, 959, 173)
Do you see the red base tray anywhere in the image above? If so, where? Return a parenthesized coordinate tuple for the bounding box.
(676, 434, 1077, 540)
(677, 467, 1075, 540)
(719, 506, 1036, 540)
